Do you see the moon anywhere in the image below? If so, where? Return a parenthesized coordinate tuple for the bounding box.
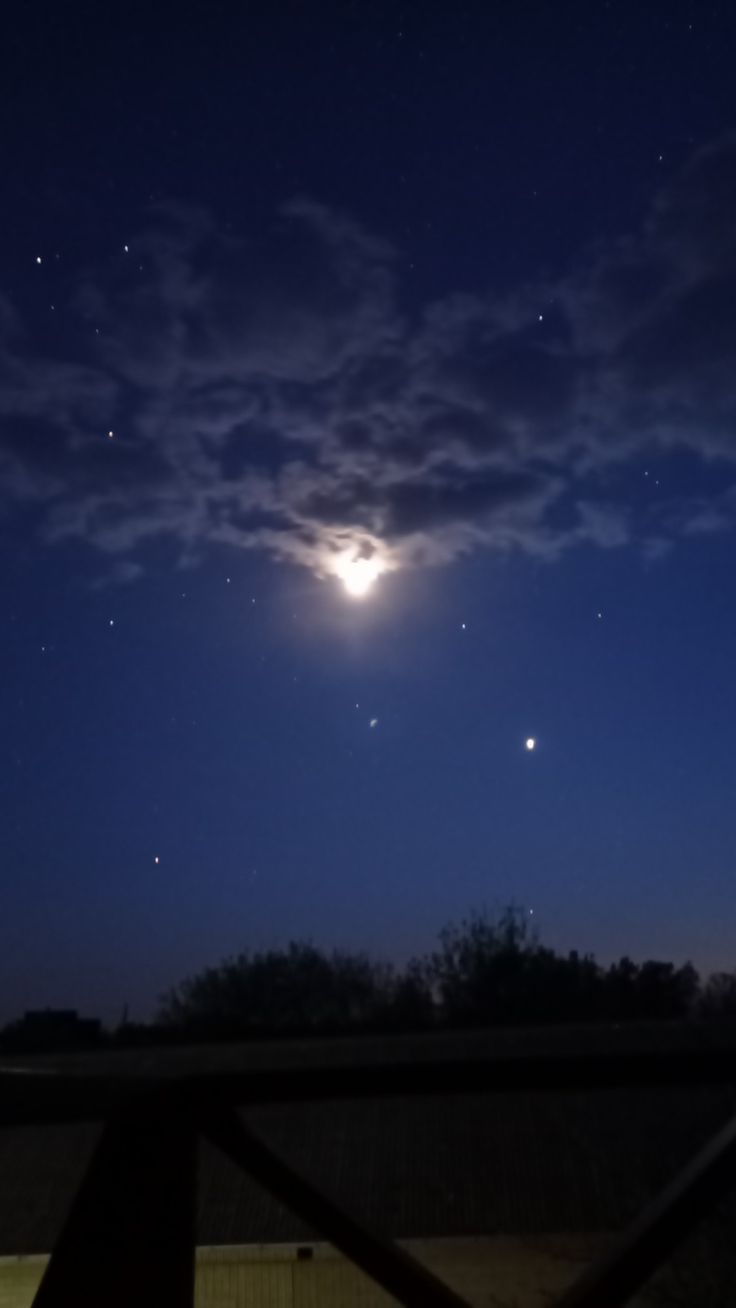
(333, 551, 385, 599)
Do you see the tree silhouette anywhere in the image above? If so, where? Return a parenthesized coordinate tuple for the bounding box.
(158, 941, 413, 1036)
(154, 906, 707, 1037)
(698, 971, 736, 1018)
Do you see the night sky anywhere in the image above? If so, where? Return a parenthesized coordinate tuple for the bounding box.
(3, 2, 736, 1023)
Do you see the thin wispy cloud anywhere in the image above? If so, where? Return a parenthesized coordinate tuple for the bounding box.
(2, 135, 736, 581)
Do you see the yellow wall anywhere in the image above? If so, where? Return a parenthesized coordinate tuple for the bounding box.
(0, 1234, 649, 1308)
(195, 1236, 609, 1307)
(0, 1259, 45, 1308)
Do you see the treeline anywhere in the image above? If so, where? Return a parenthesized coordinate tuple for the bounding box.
(2, 907, 734, 1053)
(156, 906, 736, 1039)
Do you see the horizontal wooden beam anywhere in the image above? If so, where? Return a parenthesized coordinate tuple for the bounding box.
(2, 1049, 736, 1127)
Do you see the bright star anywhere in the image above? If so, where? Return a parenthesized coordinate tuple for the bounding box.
(525, 737, 536, 751)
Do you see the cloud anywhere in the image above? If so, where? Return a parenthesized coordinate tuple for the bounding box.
(2, 137, 736, 581)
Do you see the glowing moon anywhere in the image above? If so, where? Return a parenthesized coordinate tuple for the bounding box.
(525, 737, 536, 751)
(333, 551, 384, 599)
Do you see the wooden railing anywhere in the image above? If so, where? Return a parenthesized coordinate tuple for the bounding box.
(2, 1048, 736, 1307)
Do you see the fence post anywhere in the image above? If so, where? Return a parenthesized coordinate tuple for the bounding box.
(33, 1095, 197, 1308)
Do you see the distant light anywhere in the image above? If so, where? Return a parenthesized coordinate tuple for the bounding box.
(35, 255, 42, 265)
(154, 855, 160, 865)
(370, 718, 379, 728)
(123, 244, 129, 253)
(461, 622, 466, 630)
(107, 430, 114, 439)
(109, 619, 115, 627)
(525, 737, 536, 751)
(538, 313, 543, 321)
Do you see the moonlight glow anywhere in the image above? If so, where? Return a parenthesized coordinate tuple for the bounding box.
(332, 551, 385, 599)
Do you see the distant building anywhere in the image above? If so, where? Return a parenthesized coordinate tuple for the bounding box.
(1, 1009, 101, 1053)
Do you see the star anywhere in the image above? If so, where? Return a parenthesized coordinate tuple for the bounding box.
(35, 256, 42, 265)
(370, 718, 379, 728)
(525, 737, 536, 751)
(154, 855, 160, 865)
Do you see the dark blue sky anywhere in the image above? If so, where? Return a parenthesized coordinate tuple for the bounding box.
(3, 1, 736, 1022)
